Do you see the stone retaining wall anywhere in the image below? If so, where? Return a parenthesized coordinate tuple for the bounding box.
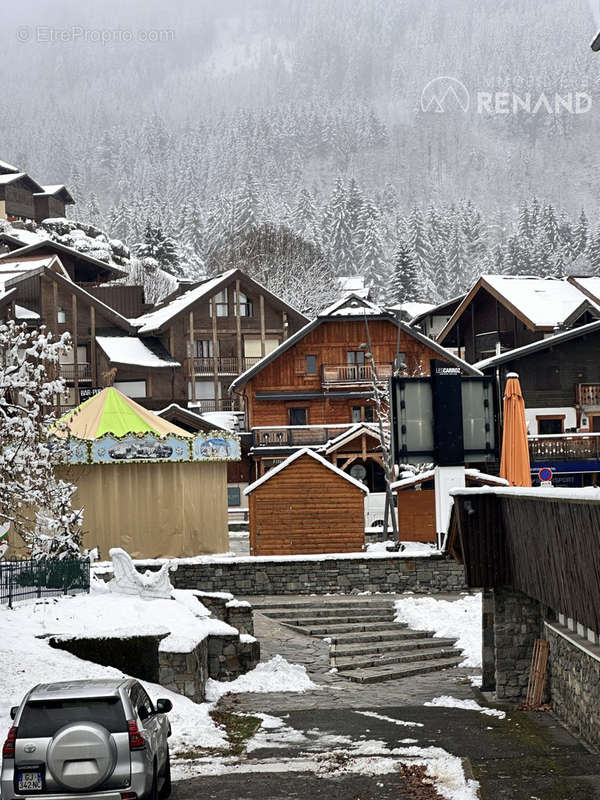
(159, 639, 208, 703)
(547, 624, 600, 751)
(172, 555, 466, 595)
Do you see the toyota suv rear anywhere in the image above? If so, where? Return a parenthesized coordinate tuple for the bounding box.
(1, 679, 172, 800)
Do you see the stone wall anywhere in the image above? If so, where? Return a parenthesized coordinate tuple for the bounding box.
(547, 623, 600, 751)
(159, 639, 208, 703)
(493, 587, 543, 702)
(172, 555, 466, 596)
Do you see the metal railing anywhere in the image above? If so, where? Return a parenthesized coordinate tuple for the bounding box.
(60, 362, 92, 381)
(529, 433, 600, 462)
(186, 356, 262, 376)
(0, 559, 90, 608)
(322, 362, 394, 385)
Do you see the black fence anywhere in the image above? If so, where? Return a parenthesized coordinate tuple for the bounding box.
(0, 559, 90, 608)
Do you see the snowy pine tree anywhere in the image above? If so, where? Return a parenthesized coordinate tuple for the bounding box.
(390, 239, 420, 304)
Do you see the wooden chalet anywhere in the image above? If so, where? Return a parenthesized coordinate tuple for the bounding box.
(437, 275, 600, 363)
(391, 469, 508, 543)
(0, 159, 74, 223)
(230, 293, 481, 486)
(0, 238, 126, 284)
(130, 268, 308, 413)
(245, 447, 368, 555)
(0, 255, 178, 412)
(475, 318, 600, 486)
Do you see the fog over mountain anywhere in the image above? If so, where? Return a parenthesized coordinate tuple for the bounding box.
(2, 0, 600, 305)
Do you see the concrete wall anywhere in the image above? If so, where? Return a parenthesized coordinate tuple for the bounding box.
(170, 555, 467, 595)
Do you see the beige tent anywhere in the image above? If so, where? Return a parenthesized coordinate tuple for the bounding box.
(59, 388, 232, 559)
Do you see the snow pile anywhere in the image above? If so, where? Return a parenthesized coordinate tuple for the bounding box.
(394, 593, 482, 667)
(0, 598, 227, 755)
(355, 711, 424, 728)
(424, 696, 506, 719)
(205, 655, 319, 701)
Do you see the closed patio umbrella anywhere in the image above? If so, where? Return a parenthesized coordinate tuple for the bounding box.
(499, 372, 532, 487)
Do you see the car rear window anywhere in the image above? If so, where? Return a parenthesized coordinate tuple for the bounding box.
(18, 698, 128, 738)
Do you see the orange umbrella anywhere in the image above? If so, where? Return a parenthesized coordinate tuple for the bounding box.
(500, 372, 532, 487)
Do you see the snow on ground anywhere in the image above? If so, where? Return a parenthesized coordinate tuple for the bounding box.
(425, 696, 506, 719)
(394, 593, 482, 668)
(365, 540, 439, 556)
(206, 655, 319, 701)
(355, 711, 424, 728)
(0, 593, 317, 759)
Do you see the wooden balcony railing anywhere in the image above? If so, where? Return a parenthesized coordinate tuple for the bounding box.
(322, 362, 394, 385)
(529, 433, 600, 462)
(60, 362, 91, 381)
(188, 399, 237, 413)
(186, 356, 262, 376)
(578, 384, 600, 409)
(252, 424, 374, 448)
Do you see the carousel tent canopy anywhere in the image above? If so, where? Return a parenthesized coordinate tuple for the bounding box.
(56, 387, 193, 439)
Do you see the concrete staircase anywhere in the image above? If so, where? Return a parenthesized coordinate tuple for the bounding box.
(254, 598, 463, 684)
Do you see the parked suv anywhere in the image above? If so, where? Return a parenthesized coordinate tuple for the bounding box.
(1, 679, 172, 800)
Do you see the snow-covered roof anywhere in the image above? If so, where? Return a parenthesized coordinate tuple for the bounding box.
(96, 336, 180, 368)
(131, 270, 237, 333)
(400, 301, 436, 320)
(0, 239, 127, 279)
(244, 447, 369, 495)
(199, 411, 238, 431)
(0, 227, 44, 246)
(320, 293, 386, 318)
(0, 256, 67, 287)
(0, 172, 27, 184)
(0, 159, 19, 173)
(15, 304, 40, 320)
(569, 276, 600, 304)
(323, 423, 382, 454)
(391, 468, 509, 490)
(336, 276, 370, 299)
(483, 275, 595, 327)
(474, 316, 600, 370)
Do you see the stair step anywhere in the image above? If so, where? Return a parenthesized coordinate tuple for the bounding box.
(333, 647, 461, 671)
(323, 628, 436, 645)
(253, 601, 394, 613)
(263, 606, 395, 620)
(287, 620, 409, 636)
(332, 636, 457, 657)
(277, 613, 397, 628)
(338, 657, 464, 684)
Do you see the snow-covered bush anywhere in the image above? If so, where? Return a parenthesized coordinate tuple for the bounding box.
(0, 321, 83, 559)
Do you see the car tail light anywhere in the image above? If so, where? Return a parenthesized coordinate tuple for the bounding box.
(127, 720, 145, 750)
(2, 727, 17, 759)
(120, 793, 138, 799)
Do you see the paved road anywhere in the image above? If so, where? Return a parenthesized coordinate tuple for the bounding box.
(172, 598, 600, 800)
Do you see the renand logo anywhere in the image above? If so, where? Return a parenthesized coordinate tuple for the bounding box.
(421, 76, 470, 113)
(421, 76, 592, 116)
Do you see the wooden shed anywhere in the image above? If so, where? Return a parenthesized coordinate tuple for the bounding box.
(391, 468, 509, 543)
(245, 448, 369, 556)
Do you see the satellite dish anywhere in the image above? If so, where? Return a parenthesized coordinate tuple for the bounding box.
(350, 463, 367, 481)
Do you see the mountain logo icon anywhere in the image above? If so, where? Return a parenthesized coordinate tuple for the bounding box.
(421, 77, 470, 113)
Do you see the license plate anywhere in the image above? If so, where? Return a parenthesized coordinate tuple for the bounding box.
(18, 771, 42, 791)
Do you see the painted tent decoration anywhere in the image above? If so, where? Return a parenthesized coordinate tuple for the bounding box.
(55, 387, 240, 464)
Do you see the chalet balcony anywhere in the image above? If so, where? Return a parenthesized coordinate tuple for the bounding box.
(188, 399, 237, 413)
(322, 362, 394, 386)
(529, 433, 600, 462)
(253, 424, 359, 448)
(59, 362, 92, 381)
(185, 356, 262, 377)
(578, 384, 600, 410)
